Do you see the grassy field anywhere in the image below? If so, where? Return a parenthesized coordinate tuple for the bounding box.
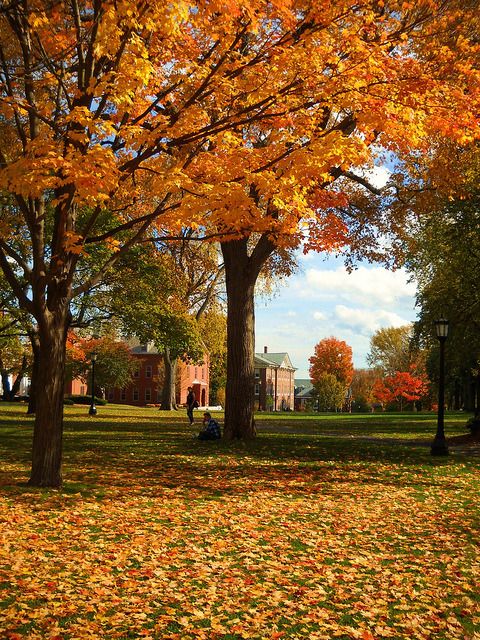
(0, 404, 479, 639)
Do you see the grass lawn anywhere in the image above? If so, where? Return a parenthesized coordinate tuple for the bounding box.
(0, 404, 479, 639)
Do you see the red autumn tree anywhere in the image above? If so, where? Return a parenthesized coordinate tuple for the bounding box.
(309, 337, 354, 391)
(373, 370, 429, 411)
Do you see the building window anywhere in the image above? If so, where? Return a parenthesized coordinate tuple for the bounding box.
(254, 370, 260, 380)
(145, 365, 152, 378)
(202, 367, 205, 380)
(133, 368, 140, 378)
(145, 388, 151, 402)
(120, 388, 126, 401)
(133, 388, 139, 401)
(108, 388, 114, 401)
(255, 383, 260, 395)
(80, 385, 86, 395)
(194, 367, 198, 379)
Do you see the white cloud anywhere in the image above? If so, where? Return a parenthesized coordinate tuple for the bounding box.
(334, 305, 410, 335)
(255, 254, 418, 377)
(300, 266, 416, 307)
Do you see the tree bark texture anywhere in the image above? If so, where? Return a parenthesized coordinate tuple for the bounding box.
(221, 235, 275, 439)
(28, 312, 70, 488)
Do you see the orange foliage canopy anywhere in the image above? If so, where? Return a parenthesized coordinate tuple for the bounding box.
(309, 336, 354, 388)
(0, 0, 479, 270)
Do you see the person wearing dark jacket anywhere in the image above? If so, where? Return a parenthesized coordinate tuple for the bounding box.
(198, 412, 221, 440)
(186, 386, 196, 424)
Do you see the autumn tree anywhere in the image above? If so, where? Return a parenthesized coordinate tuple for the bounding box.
(350, 368, 379, 412)
(309, 337, 354, 389)
(309, 336, 353, 412)
(367, 326, 415, 376)
(197, 305, 227, 406)
(372, 369, 429, 411)
(0, 1, 479, 484)
(213, 2, 480, 438)
(313, 373, 346, 412)
(66, 334, 138, 398)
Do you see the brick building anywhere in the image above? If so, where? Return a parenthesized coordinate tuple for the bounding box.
(294, 378, 315, 411)
(67, 342, 210, 407)
(254, 347, 296, 411)
(113, 343, 209, 407)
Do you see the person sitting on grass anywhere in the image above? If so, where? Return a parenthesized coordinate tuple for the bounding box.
(198, 412, 221, 440)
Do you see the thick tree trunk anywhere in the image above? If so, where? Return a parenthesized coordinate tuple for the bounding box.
(161, 347, 178, 410)
(28, 318, 69, 488)
(221, 236, 275, 439)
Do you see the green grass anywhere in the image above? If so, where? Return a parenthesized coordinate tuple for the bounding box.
(0, 404, 479, 639)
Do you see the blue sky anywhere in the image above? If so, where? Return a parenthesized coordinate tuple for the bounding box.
(254, 252, 418, 379)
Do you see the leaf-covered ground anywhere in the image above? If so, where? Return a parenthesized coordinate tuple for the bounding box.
(0, 405, 479, 639)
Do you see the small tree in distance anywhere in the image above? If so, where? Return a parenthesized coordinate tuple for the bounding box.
(351, 368, 379, 412)
(66, 334, 138, 399)
(373, 369, 429, 411)
(314, 373, 346, 412)
(309, 337, 354, 411)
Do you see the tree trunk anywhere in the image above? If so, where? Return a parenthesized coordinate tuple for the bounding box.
(28, 317, 69, 488)
(161, 347, 178, 410)
(27, 331, 40, 414)
(221, 235, 275, 439)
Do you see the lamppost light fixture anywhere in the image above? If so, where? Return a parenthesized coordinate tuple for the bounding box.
(89, 352, 97, 416)
(431, 317, 449, 455)
(434, 318, 449, 339)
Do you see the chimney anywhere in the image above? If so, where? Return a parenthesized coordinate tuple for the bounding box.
(264, 346, 268, 353)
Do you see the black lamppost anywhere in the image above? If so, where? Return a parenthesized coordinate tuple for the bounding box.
(431, 318, 449, 456)
(89, 353, 97, 416)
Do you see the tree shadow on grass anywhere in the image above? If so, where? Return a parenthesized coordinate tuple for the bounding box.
(2, 410, 477, 501)
(48, 430, 467, 500)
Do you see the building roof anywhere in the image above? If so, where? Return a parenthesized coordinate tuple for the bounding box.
(294, 378, 314, 398)
(254, 352, 296, 371)
(130, 343, 159, 355)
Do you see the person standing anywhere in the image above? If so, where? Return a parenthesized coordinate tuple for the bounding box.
(186, 386, 196, 425)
